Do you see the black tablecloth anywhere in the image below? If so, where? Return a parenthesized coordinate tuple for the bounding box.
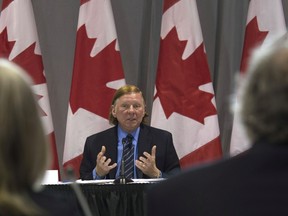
(45, 183, 154, 216)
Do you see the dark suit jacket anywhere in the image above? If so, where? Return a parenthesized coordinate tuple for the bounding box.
(147, 141, 288, 216)
(0, 188, 84, 216)
(80, 123, 180, 180)
(29, 187, 84, 216)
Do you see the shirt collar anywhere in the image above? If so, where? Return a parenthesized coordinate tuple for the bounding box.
(117, 125, 140, 143)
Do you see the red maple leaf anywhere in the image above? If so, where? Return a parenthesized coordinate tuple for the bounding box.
(155, 27, 217, 124)
(70, 25, 125, 119)
(0, 27, 15, 58)
(13, 43, 46, 85)
(0, 27, 47, 116)
(240, 16, 269, 73)
(0, 27, 46, 84)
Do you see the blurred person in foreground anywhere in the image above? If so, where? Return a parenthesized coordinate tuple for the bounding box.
(79, 84, 180, 180)
(0, 59, 83, 216)
(147, 35, 288, 215)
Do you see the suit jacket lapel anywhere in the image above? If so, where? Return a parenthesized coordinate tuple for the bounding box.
(104, 126, 118, 179)
(137, 124, 153, 178)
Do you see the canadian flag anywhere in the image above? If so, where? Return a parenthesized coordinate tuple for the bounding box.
(230, 0, 287, 156)
(151, 0, 222, 168)
(63, 0, 126, 177)
(0, 0, 60, 172)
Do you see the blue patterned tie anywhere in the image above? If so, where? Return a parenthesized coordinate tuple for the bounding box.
(123, 134, 134, 179)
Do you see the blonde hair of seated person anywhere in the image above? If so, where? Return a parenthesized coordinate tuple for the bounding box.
(0, 59, 51, 215)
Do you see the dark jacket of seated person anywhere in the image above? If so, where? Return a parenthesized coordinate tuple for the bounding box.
(147, 34, 288, 216)
(80, 123, 180, 180)
(79, 85, 180, 180)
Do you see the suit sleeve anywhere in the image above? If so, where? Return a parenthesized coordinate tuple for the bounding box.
(79, 137, 96, 180)
(161, 132, 181, 178)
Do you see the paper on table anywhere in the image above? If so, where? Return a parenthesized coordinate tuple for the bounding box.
(74, 178, 166, 185)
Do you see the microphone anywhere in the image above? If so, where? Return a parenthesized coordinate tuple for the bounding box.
(114, 137, 133, 184)
(65, 166, 93, 216)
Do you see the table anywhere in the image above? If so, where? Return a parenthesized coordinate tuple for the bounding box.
(45, 180, 161, 216)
